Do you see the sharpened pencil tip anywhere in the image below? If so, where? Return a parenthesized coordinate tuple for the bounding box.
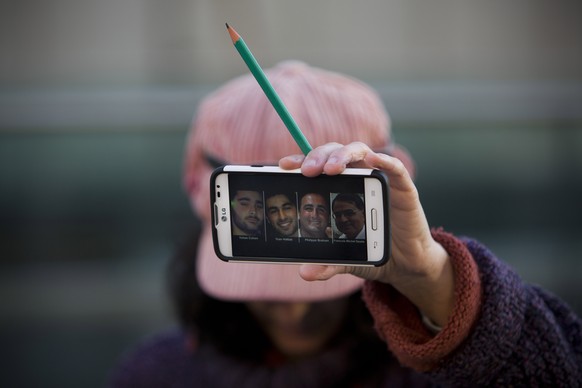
(226, 23, 240, 44)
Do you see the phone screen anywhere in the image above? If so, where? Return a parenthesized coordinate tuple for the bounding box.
(227, 172, 370, 262)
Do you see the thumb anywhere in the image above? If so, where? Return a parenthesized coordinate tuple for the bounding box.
(299, 264, 347, 281)
(300, 263, 388, 283)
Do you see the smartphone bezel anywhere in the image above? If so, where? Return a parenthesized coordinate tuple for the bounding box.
(210, 165, 390, 266)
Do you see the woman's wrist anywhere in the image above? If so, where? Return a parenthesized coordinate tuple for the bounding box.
(392, 240, 455, 327)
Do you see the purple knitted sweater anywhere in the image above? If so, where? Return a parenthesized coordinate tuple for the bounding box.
(109, 230, 582, 387)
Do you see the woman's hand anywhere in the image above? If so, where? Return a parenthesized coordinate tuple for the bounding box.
(279, 142, 454, 326)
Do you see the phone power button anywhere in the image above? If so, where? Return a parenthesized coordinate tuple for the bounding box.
(371, 208, 378, 230)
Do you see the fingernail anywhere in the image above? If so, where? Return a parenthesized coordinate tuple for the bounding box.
(304, 158, 316, 167)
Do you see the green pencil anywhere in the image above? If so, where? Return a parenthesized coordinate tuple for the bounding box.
(226, 23, 313, 155)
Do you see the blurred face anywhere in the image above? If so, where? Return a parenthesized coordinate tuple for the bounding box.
(266, 194, 298, 237)
(246, 299, 349, 359)
(300, 194, 329, 238)
(231, 191, 264, 236)
(332, 200, 365, 239)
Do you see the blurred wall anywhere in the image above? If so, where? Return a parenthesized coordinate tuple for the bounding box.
(1, 1, 582, 387)
(2, 0, 581, 129)
(3, 0, 582, 87)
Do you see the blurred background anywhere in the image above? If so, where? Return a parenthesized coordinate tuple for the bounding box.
(1, 0, 581, 386)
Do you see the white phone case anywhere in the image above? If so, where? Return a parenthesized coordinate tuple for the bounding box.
(211, 165, 389, 266)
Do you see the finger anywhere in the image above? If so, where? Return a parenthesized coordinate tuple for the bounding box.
(299, 264, 347, 281)
(365, 153, 421, 216)
(322, 142, 373, 175)
(364, 152, 416, 193)
(279, 154, 305, 170)
(300, 143, 344, 177)
(325, 226, 332, 239)
(300, 264, 388, 283)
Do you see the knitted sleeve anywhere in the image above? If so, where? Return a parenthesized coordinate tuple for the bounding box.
(363, 228, 582, 386)
(362, 228, 481, 371)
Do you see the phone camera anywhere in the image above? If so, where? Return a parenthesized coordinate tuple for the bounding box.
(221, 216, 227, 222)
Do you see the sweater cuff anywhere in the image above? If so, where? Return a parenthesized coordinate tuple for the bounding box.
(362, 228, 482, 371)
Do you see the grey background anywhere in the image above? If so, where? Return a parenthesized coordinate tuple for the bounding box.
(1, 1, 581, 387)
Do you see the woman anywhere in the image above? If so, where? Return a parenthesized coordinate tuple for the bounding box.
(110, 61, 581, 387)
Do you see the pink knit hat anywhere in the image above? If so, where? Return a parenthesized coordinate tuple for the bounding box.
(184, 61, 414, 301)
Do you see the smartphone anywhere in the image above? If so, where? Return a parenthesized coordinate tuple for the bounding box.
(210, 165, 389, 266)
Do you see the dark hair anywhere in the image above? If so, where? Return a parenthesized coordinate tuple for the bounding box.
(299, 191, 330, 208)
(265, 192, 297, 206)
(167, 223, 269, 360)
(167, 222, 391, 370)
(332, 193, 365, 211)
(233, 188, 263, 196)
